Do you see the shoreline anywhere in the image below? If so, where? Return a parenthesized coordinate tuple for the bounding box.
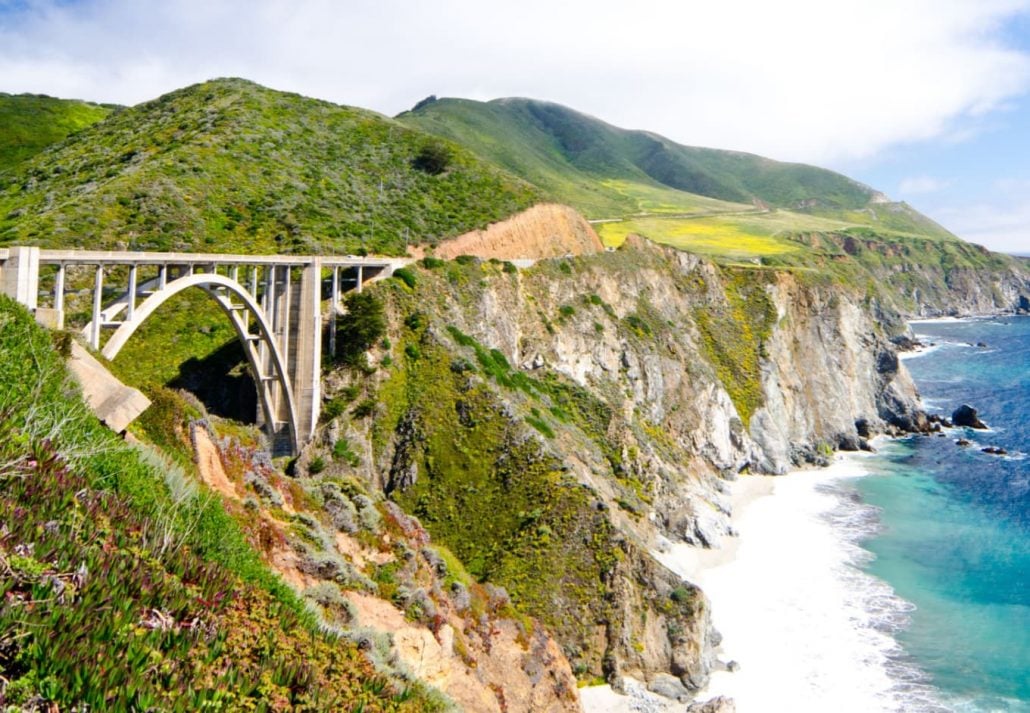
(584, 449, 925, 713)
(579, 475, 776, 713)
(665, 452, 923, 713)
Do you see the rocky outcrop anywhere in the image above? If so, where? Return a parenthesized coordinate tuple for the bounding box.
(314, 234, 931, 699)
(795, 232, 1030, 318)
(431, 203, 604, 260)
(687, 697, 736, 713)
(952, 404, 988, 429)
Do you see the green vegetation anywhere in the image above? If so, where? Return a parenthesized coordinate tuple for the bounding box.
(364, 281, 629, 675)
(0, 296, 439, 711)
(400, 96, 881, 218)
(694, 269, 777, 427)
(0, 78, 540, 255)
(0, 93, 114, 172)
(398, 95, 1006, 276)
(335, 291, 387, 366)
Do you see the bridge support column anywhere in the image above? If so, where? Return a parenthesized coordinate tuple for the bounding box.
(1, 246, 40, 310)
(292, 259, 322, 442)
(329, 266, 339, 357)
(90, 265, 104, 350)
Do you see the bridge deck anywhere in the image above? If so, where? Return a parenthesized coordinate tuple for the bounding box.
(0, 248, 402, 269)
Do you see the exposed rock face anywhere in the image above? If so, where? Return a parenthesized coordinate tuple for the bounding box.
(318, 234, 933, 699)
(793, 232, 1030, 318)
(431, 203, 604, 260)
(953, 404, 988, 429)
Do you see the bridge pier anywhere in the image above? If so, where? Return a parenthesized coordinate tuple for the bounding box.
(292, 258, 322, 442)
(1, 246, 40, 310)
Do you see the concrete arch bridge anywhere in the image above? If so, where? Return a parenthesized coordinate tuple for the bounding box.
(0, 246, 402, 455)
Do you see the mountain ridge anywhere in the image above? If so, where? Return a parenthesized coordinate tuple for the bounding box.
(0, 78, 540, 256)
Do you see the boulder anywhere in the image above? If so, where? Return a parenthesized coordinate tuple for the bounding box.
(956, 438, 972, 447)
(952, 404, 988, 429)
(648, 673, 691, 702)
(688, 696, 736, 713)
(981, 446, 1008, 456)
(855, 418, 872, 439)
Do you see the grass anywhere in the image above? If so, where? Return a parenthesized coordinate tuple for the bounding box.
(0, 93, 114, 172)
(0, 295, 443, 711)
(366, 281, 629, 677)
(0, 78, 541, 256)
(597, 213, 809, 260)
(400, 96, 884, 220)
(693, 269, 778, 427)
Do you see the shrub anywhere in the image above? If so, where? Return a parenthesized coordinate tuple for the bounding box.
(392, 267, 417, 289)
(412, 141, 452, 175)
(332, 438, 360, 467)
(404, 311, 425, 330)
(352, 398, 376, 419)
(335, 291, 385, 366)
(308, 456, 327, 474)
(419, 256, 446, 269)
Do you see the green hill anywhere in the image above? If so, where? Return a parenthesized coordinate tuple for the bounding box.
(0, 93, 115, 172)
(398, 96, 960, 257)
(399, 97, 875, 213)
(0, 79, 541, 255)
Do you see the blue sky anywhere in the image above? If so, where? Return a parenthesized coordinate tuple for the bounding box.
(2, 0, 1030, 254)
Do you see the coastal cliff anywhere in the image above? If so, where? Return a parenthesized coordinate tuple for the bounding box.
(304, 233, 939, 700)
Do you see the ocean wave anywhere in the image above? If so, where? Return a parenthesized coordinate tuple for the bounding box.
(672, 461, 951, 712)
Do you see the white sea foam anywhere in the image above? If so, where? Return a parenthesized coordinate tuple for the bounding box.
(657, 456, 948, 713)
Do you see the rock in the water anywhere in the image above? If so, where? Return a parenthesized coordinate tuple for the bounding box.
(890, 334, 923, 352)
(982, 446, 1008, 456)
(952, 404, 988, 429)
(956, 438, 972, 447)
(976, 341, 988, 348)
(687, 696, 736, 713)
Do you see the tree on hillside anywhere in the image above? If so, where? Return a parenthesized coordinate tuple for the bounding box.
(335, 291, 386, 366)
(412, 141, 452, 175)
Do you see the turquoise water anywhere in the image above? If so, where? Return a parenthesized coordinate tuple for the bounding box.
(854, 316, 1030, 711)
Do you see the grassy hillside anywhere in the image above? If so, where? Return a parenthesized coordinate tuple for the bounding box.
(399, 96, 965, 263)
(399, 97, 875, 214)
(0, 93, 114, 173)
(0, 296, 443, 711)
(0, 79, 541, 256)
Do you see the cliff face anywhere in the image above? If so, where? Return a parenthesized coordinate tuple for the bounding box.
(430, 203, 604, 260)
(793, 232, 1030, 320)
(309, 235, 926, 699)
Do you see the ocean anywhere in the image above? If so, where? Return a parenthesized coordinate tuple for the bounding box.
(854, 315, 1030, 711)
(664, 315, 1029, 712)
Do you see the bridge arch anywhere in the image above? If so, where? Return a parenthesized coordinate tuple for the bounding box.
(100, 272, 300, 454)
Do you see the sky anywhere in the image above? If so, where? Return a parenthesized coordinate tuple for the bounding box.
(1, 0, 1030, 254)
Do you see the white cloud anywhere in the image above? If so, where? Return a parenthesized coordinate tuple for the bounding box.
(899, 176, 951, 195)
(935, 200, 1030, 254)
(0, 0, 1029, 165)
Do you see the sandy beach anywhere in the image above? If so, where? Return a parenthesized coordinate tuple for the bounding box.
(582, 451, 915, 713)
